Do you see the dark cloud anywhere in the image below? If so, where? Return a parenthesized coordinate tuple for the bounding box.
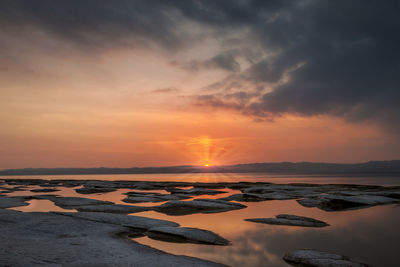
(174, 51, 241, 72)
(248, 1, 400, 122)
(0, 0, 191, 50)
(0, 0, 292, 54)
(0, 0, 277, 50)
(1, 0, 399, 129)
(203, 52, 241, 72)
(194, 0, 400, 131)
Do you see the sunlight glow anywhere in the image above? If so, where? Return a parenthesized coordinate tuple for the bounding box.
(184, 136, 236, 167)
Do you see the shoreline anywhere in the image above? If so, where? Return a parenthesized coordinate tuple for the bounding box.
(1, 178, 399, 266)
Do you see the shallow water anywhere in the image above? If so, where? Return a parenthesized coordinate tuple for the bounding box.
(133, 201, 400, 267)
(2, 174, 400, 266)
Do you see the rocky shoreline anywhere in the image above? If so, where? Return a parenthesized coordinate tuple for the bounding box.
(1, 178, 398, 266)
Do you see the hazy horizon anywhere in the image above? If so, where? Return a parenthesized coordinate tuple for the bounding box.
(2, 159, 400, 170)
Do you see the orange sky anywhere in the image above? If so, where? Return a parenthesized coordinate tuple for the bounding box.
(1, 2, 399, 169)
(0, 45, 399, 169)
(0, 44, 398, 169)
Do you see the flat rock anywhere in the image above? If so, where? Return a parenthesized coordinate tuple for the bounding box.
(219, 193, 264, 202)
(123, 191, 190, 203)
(0, 186, 27, 193)
(75, 186, 117, 194)
(297, 194, 399, 211)
(226, 182, 270, 190)
(53, 197, 113, 208)
(30, 188, 60, 193)
(4, 179, 399, 214)
(55, 212, 179, 229)
(193, 183, 227, 189)
(283, 249, 370, 267)
(32, 195, 113, 209)
(245, 214, 329, 227)
(146, 226, 230, 245)
(154, 199, 246, 216)
(0, 209, 224, 266)
(76, 204, 150, 214)
(297, 198, 323, 208)
(124, 190, 166, 196)
(0, 196, 30, 209)
(167, 188, 227, 196)
(157, 194, 192, 201)
(220, 192, 296, 202)
(241, 186, 274, 194)
(132, 184, 166, 190)
(123, 195, 168, 203)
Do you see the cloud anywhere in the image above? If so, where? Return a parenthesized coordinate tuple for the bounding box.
(1, 0, 399, 130)
(0, 1, 292, 55)
(193, 1, 400, 131)
(0, 0, 200, 51)
(175, 51, 241, 72)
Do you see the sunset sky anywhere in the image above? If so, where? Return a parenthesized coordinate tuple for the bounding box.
(0, 1, 399, 169)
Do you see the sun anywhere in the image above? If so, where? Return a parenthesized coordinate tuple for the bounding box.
(204, 164, 209, 167)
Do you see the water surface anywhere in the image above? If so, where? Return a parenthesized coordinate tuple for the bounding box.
(3, 172, 400, 185)
(3, 174, 400, 266)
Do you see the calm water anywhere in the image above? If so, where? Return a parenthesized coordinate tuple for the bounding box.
(4, 173, 400, 267)
(3, 172, 400, 185)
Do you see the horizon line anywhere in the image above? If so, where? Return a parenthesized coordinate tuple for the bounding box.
(2, 159, 400, 171)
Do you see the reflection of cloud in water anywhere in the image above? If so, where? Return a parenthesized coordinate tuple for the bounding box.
(148, 204, 400, 267)
(135, 200, 399, 267)
(195, 233, 279, 267)
(219, 206, 400, 267)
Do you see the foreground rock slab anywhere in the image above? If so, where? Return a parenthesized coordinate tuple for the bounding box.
(56, 212, 179, 230)
(245, 214, 329, 227)
(0, 209, 224, 266)
(154, 199, 246, 216)
(283, 249, 370, 267)
(146, 226, 230, 245)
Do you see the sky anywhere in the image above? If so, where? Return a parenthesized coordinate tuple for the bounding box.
(0, 0, 399, 169)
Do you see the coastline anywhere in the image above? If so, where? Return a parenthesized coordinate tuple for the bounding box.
(1, 178, 399, 266)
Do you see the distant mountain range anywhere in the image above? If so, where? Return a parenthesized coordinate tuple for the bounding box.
(1, 160, 400, 176)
